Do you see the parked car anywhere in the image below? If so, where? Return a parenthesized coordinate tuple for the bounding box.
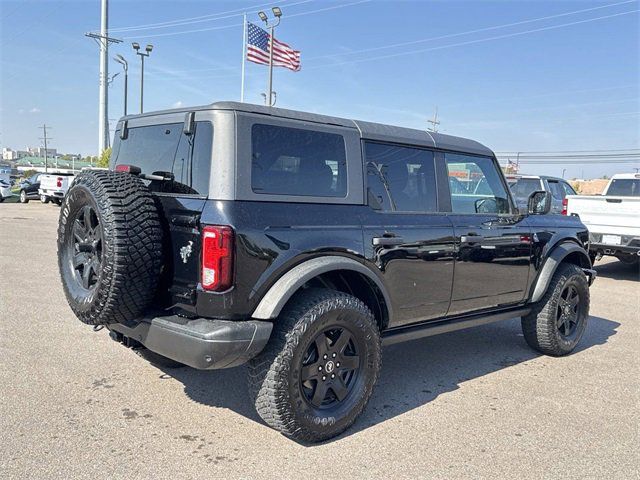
(38, 173, 75, 205)
(566, 173, 640, 266)
(0, 178, 13, 202)
(57, 102, 595, 442)
(507, 175, 576, 214)
(18, 173, 43, 203)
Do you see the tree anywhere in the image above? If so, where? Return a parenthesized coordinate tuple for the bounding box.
(97, 147, 111, 168)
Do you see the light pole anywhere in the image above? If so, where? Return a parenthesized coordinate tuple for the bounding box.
(132, 42, 153, 113)
(257, 7, 282, 107)
(114, 54, 128, 116)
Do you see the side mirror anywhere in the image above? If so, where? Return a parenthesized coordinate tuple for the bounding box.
(527, 190, 551, 215)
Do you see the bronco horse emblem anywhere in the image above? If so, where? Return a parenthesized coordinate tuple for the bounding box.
(179, 241, 194, 264)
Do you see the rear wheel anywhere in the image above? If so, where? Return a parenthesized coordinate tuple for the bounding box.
(248, 288, 381, 442)
(19, 190, 28, 203)
(40, 195, 50, 204)
(616, 254, 639, 267)
(522, 263, 589, 356)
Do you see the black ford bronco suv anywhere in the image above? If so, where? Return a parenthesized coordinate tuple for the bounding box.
(58, 102, 595, 442)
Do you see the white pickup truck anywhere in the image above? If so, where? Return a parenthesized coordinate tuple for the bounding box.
(38, 173, 75, 205)
(566, 173, 640, 266)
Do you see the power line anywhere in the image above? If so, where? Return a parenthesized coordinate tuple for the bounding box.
(307, 0, 637, 61)
(496, 148, 640, 154)
(109, 0, 314, 33)
(303, 9, 640, 70)
(119, 0, 371, 39)
(162, 8, 638, 80)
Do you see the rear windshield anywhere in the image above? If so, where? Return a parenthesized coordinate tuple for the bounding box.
(251, 124, 347, 197)
(507, 178, 542, 199)
(112, 121, 212, 195)
(606, 179, 640, 196)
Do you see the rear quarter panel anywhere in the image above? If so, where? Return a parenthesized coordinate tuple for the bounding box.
(195, 200, 367, 319)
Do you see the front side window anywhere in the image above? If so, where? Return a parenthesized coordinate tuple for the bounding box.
(446, 154, 510, 214)
(365, 142, 437, 212)
(113, 121, 212, 195)
(251, 124, 347, 197)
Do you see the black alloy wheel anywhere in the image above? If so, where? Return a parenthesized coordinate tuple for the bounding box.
(521, 262, 590, 356)
(248, 288, 382, 442)
(556, 284, 580, 338)
(300, 326, 362, 409)
(68, 205, 103, 291)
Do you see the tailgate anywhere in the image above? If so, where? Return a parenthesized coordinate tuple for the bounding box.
(154, 196, 207, 311)
(566, 195, 640, 236)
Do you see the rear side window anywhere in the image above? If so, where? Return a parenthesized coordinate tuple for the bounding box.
(606, 178, 640, 196)
(113, 121, 212, 195)
(547, 180, 565, 200)
(365, 142, 437, 212)
(508, 178, 542, 199)
(251, 124, 347, 197)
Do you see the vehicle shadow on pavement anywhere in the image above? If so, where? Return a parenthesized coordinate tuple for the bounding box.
(159, 315, 619, 445)
(594, 261, 639, 281)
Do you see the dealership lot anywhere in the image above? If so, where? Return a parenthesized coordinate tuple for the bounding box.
(0, 202, 638, 479)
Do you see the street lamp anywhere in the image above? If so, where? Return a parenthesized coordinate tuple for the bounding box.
(132, 42, 153, 113)
(113, 54, 128, 116)
(257, 7, 282, 107)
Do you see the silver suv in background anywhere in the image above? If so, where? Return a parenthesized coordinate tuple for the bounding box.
(507, 175, 576, 214)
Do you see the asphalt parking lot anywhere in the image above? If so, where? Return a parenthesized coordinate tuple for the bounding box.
(1, 202, 638, 479)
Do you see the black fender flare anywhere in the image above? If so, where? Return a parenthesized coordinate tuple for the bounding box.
(530, 241, 593, 303)
(251, 256, 392, 320)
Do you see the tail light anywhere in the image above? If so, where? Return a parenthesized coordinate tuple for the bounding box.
(201, 225, 234, 291)
(561, 198, 568, 216)
(56, 177, 63, 188)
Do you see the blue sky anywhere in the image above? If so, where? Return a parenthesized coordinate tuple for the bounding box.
(1, 0, 638, 178)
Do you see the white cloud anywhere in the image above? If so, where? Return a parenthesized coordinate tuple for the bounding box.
(29, 107, 41, 113)
(171, 101, 184, 108)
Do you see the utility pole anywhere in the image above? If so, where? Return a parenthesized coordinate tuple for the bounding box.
(258, 7, 282, 107)
(39, 125, 52, 173)
(427, 107, 440, 133)
(85, 0, 122, 155)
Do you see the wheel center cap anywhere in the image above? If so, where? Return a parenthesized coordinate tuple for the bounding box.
(325, 361, 335, 373)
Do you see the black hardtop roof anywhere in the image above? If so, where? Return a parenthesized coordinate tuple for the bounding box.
(122, 101, 494, 157)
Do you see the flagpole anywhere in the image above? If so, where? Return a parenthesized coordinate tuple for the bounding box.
(241, 13, 247, 102)
(267, 24, 274, 106)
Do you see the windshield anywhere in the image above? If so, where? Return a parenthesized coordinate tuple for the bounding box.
(507, 178, 542, 200)
(606, 179, 640, 196)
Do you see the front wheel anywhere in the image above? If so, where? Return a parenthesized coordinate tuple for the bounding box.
(248, 288, 381, 442)
(40, 195, 50, 204)
(522, 263, 589, 356)
(20, 190, 28, 203)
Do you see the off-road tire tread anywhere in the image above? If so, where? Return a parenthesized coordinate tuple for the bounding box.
(521, 263, 589, 356)
(247, 288, 381, 442)
(57, 170, 163, 325)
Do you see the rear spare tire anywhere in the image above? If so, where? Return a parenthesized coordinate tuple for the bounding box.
(57, 170, 163, 325)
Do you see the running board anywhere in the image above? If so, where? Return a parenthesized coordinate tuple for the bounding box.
(382, 307, 531, 346)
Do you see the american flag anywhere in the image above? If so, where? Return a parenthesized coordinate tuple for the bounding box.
(246, 22, 301, 72)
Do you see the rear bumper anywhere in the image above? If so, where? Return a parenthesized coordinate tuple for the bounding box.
(590, 243, 640, 256)
(108, 315, 273, 370)
(39, 189, 65, 198)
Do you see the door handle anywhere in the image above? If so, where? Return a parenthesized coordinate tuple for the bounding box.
(372, 236, 405, 247)
(460, 234, 484, 244)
